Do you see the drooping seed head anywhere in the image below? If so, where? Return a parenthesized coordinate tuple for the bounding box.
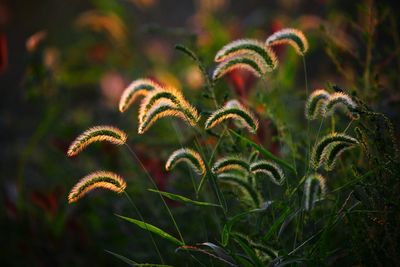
(139, 87, 200, 125)
(304, 173, 327, 211)
(305, 89, 330, 120)
(214, 39, 278, 70)
(165, 148, 206, 176)
(324, 92, 358, 119)
(250, 160, 285, 185)
(212, 156, 250, 174)
(68, 171, 126, 203)
(266, 28, 309, 55)
(119, 78, 161, 112)
(212, 53, 270, 80)
(138, 100, 197, 134)
(311, 132, 359, 170)
(205, 100, 259, 133)
(322, 141, 356, 171)
(67, 126, 127, 157)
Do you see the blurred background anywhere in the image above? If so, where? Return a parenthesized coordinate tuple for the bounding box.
(1, 0, 399, 266)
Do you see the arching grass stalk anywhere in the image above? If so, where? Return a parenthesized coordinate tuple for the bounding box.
(124, 143, 185, 244)
(123, 191, 164, 263)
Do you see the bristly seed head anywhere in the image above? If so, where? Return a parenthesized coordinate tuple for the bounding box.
(323, 92, 358, 119)
(165, 148, 206, 176)
(305, 89, 330, 120)
(67, 126, 127, 157)
(119, 78, 161, 112)
(266, 28, 309, 55)
(212, 53, 271, 80)
(214, 38, 278, 70)
(68, 171, 126, 203)
(205, 99, 259, 133)
(304, 173, 327, 211)
(311, 132, 359, 170)
(250, 160, 285, 185)
(212, 156, 250, 174)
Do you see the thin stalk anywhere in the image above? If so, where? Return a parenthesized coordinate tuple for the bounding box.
(124, 144, 185, 244)
(123, 191, 164, 263)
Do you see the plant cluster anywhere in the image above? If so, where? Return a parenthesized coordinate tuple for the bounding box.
(65, 26, 399, 266)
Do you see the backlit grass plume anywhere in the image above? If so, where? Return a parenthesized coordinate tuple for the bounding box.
(139, 87, 200, 125)
(250, 160, 285, 185)
(212, 54, 269, 80)
(212, 156, 250, 174)
(67, 126, 127, 157)
(305, 89, 330, 120)
(324, 92, 358, 119)
(119, 78, 161, 112)
(138, 100, 196, 134)
(266, 28, 309, 55)
(214, 39, 278, 71)
(205, 100, 258, 133)
(311, 132, 359, 170)
(323, 142, 357, 171)
(68, 171, 126, 203)
(304, 173, 327, 211)
(165, 148, 206, 176)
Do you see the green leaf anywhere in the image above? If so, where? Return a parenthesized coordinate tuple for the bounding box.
(116, 214, 184, 246)
(148, 189, 221, 208)
(105, 250, 138, 266)
(105, 250, 174, 267)
(230, 130, 296, 173)
(232, 235, 264, 267)
(263, 207, 291, 241)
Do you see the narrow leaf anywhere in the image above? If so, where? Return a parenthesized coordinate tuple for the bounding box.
(148, 189, 220, 207)
(116, 214, 184, 246)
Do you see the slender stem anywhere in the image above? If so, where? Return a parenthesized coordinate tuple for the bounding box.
(343, 119, 354, 134)
(303, 56, 311, 174)
(123, 191, 164, 263)
(124, 144, 185, 244)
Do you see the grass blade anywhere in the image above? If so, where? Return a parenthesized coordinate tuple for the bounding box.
(105, 250, 174, 267)
(263, 207, 291, 241)
(116, 214, 184, 246)
(148, 189, 221, 208)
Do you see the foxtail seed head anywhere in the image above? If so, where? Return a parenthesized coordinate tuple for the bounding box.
(250, 160, 285, 185)
(68, 171, 126, 203)
(205, 100, 258, 133)
(304, 173, 327, 211)
(311, 132, 359, 170)
(67, 126, 127, 157)
(266, 28, 308, 55)
(138, 100, 196, 134)
(212, 156, 250, 174)
(165, 148, 206, 176)
(215, 39, 278, 70)
(119, 78, 161, 112)
(139, 87, 200, 125)
(324, 92, 358, 119)
(305, 89, 330, 120)
(212, 54, 269, 80)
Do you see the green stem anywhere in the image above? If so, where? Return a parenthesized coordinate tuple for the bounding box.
(123, 191, 164, 263)
(124, 144, 185, 244)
